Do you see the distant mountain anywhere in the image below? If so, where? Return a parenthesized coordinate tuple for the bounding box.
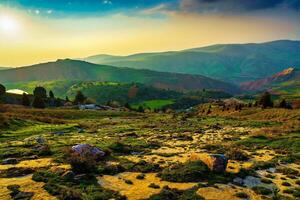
(84, 40, 300, 83)
(0, 59, 239, 93)
(0, 67, 10, 70)
(241, 68, 300, 98)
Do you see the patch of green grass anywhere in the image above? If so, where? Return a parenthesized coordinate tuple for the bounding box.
(132, 99, 175, 110)
(237, 133, 300, 153)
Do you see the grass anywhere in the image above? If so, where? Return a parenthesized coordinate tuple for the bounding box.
(131, 99, 175, 110)
(0, 105, 300, 199)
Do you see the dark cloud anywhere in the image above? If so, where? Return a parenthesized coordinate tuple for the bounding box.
(180, 0, 300, 13)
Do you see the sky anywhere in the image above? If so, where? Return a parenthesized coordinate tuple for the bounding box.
(0, 0, 300, 67)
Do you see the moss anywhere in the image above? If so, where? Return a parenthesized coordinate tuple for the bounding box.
(252, 186, 272, 195)
(159, 161, 210, 182)
(147, 186, 204, 200)
(148, 183, 160, 189)
(235, 192, 249, 198)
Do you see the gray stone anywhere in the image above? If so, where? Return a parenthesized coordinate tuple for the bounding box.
(243, 176, 262, 188)
(71, 144, 105, 160)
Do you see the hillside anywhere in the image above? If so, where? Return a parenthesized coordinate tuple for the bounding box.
(241, 68, 300, 99)
(0, 59, 239, 93)
(84, 40, 300, 83)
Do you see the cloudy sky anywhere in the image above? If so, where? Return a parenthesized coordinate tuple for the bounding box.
(0, 0, 300, 67)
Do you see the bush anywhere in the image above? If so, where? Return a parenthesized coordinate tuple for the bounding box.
(235, 192, 249, 198)
(0, 84, 6, 96)
(147, 186, 204, 200)
(252, 186, 272, 195)
(159, 160, 210, 182)
(226, 148, 249, 161)
(32, 96, 46, 109)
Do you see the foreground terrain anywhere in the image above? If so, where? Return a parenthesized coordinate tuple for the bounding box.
(0, 105, 299, 200)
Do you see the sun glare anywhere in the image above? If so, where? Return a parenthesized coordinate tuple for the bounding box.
(0, 14, 19, 33)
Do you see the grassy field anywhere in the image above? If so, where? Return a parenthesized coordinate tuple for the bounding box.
(0, 104, 299, 200)
(131, 99, 175, 110)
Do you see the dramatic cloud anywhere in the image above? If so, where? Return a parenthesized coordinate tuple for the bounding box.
(179, 0, 300, 13)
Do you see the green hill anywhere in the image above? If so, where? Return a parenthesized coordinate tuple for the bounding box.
(241, 68, 300, 99)
(0, 59, 239, 94)
(84, 40, 300, 83)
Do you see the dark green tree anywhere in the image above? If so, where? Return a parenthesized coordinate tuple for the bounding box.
(49, 90, 55, 99)
(66, 96, 70, 102)
(22, 93, 31, 106)
(258, 92, 273, 109)
(32, 96, 45, 109)
(33, 86, 47, 98)
(0, 84, 6, 96)
(279, 99, 287, 108)
(137, 105, 144, 113)
(74, 91, 86, 105)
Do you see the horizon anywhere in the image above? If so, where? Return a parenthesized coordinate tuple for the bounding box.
(1, 0, 300, 67)
(2, 39, 300, 68)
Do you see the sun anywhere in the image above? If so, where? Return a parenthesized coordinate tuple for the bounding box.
(0, 14, 19, 33)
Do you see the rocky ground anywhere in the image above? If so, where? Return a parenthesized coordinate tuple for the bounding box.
(0, 105, 299, 200)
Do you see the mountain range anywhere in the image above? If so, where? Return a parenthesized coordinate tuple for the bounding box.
(0, 59, 239, 94)
(84, 40, 300, 83)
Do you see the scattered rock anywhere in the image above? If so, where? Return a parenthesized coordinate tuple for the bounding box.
(243, 176, 261, 188)
(53, 131, 65, 136)
(2, 158, 18, 165)
(71, 144, 105, 160)
(200, 154, 228, 173)
(233, 177, 244, 186)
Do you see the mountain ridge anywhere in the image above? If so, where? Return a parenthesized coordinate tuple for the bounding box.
(0, 59, 240, 94)
(83, 40, 300, 83)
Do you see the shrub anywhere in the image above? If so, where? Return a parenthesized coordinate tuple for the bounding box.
(252, 186, 272, 195)
(226, 148, 249, 161)
(0, 84, 6, 96)
(33, 86, 47, 98)
(22, 93, 31, 106)
(235, 192, 248, 198)
(258, 91, 273, 108)
(32, 96, 46, 109)
(148, 183, 160, 189)
(159, 160, 210, 182)
(148, 186, 204, 200)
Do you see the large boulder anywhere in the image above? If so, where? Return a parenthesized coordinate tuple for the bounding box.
(71, 144, 105, 161)
(199, 154, 228, 173)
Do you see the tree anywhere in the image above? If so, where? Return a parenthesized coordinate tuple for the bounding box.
(33, 86, 47, 98)
(258, 92, 273, 109)
(74, 91, 86, 105)
(279, 99, 287, 108)
(32, 96, 45, 109)
(0, 84, 6, 96)
(66, 96, 70, 102)
(137, 105, 144, 113)
(49, 90, 55, 99)
(22, 93, 31, 106)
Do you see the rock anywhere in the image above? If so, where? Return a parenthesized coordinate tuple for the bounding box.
(233, 177, 244, 186)
(2, 158, 18, 165)
(36, 136, 46, 144)
(200, 154, 228, 173)
(53, 131, 65, 136)
(71, 144, 105, 160)
(243, 176, 262, 188)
